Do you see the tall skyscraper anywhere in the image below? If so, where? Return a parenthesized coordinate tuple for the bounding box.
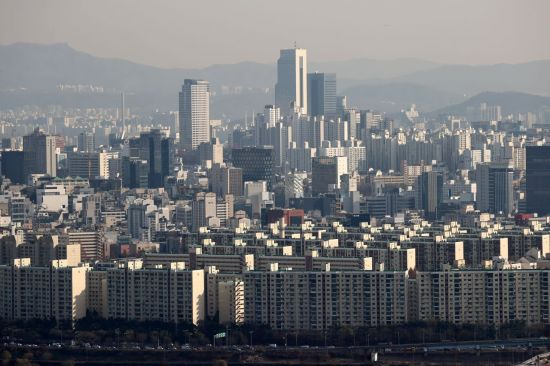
(263, 105, 280, 127)
(23, 128, 57, 177)
(526, 146, 550, 216)
(77, 132, 96, 153)
(416, 171, 443, 220)
(476, 162, 514, 216)
(336, 96, 347, 118)
(275, 48, 308, 115)
(179, 79, 210, 151)
(307, 72, 336, 119)
(129, 129, 174, 188)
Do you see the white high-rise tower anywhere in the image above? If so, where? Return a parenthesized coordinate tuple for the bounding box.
(275, 48, 308, 116)
(179, 79, 210, 151)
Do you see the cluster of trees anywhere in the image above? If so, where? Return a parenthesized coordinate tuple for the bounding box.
(1, 313, 549, 348)
(1, 349, 75, 366)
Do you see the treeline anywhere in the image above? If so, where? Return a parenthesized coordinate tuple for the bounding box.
(2, 313, 550, 347)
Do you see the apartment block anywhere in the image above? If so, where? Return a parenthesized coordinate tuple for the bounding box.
(106, 260, 205, 325)
(0, 258, 87, 322)
(244, 268, 409, 330)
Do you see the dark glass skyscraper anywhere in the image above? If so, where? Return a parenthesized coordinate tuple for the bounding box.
(476, 162, 514, 216)
(232, 146, 274, 188)
(128, 129, 173, 188)
(1, 151, 28, 184)
(416, 171, 443, 220)
(307, 72, 337, 119)
(526, 146, 550, 216)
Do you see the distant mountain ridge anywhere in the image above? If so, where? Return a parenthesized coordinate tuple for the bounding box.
(1, 43, 549, 117)
(434, 91, 550, 117)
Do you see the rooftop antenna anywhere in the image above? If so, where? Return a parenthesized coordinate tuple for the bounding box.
(294, 41, 297, 49)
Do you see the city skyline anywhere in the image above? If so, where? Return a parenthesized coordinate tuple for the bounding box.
(1, 0, 549, 68)
(2, 2, 550, 362)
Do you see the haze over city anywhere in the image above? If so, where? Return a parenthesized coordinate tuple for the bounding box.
(1, 1, 550, 366)
(2, 0, 550, 68)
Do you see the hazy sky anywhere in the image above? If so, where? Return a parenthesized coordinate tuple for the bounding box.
(1, 0, 549, 68)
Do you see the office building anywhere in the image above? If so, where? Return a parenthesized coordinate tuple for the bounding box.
(307, 72, 337, 119)
(526, 146, 550, 216)
(275, 48, 308, 115)
(232, 146, 275, 188)
(211, 165, 243, 197)
(416, 171, 443, 220)
(476, 163, 514, 216)
(121, 157, 149, 189)
(60, 231, 104, 262)
(179, 79, 210, 151)
(127, 199, 156, 239)
(23, 128, 57, 177)
(1, 151, 27, 184)
(67, 152, 109, 179)
(192, 192, 217, 231)
(77, 132, 96, 153)
(199, 137, 223, 165)
(129, 129, 174, 188)
(311, 156, 348, 195)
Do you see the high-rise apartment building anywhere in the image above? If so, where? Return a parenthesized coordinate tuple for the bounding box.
(275, 48, 308, 115)
(179, 79, 210, 151)
(105, 260, 205, 325)
(244, 269, 409, 330)
(0, 258, 87, 323)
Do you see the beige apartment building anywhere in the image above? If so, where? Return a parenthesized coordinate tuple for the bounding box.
(244, 267, 409, 330)
(106, 259, 205, 325)
(413, 269, 550, 325)
(0, 258, 87, 322)
(218, 279, 245, 325)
